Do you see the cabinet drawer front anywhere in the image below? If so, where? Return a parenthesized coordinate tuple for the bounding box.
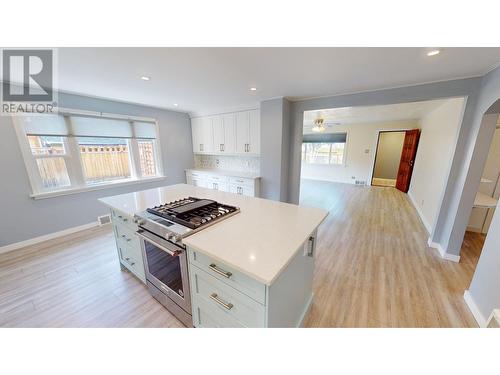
(191, 265, 265, 327)
(193, 294, 245, 328)
(207, 175, 229, 183)
(189, 171, 208, 179)
(188, 249, 266, 304)
(116, 240, 146, 283)
(111, 209, 137, 233)
(228, 176, 254, 187)
(113, 222, 141, 251)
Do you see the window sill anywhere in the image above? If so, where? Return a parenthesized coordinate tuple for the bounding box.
(30, 176, 167, 200)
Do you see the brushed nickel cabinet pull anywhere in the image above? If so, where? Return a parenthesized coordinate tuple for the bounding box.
(307, 236, 315, 257)
(210, 293, 233, 310)
(209, 263, 232, 278)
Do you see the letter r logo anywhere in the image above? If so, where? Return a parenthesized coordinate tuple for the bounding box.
(2, 49, 53, 102)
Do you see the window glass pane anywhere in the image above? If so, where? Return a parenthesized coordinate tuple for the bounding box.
(301, 142, 345, 165)
(28, 135, 66, 155)
(78, 138, 131, 184)
(308, 143, 331, 164)
(137, 140, 157, 177)
(330, 143, 345, 165)
(35, 157, 71, 188)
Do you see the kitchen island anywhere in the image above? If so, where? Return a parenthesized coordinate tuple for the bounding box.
(99, 184, 328, 327)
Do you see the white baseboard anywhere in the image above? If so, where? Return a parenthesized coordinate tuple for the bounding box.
(427, 238, 461, 262)
(0, 221, 99, 255)
(407, 192, 432, 234)
(463, 290, 487, 327)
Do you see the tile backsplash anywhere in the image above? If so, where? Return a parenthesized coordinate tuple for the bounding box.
(194, 155, 260, 173)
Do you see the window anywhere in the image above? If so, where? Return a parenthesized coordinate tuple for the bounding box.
(301, 133, 347, 166)
(28, 135, 71, 189)
(15, 111, 162, 197)
(78, 137, 132, 184)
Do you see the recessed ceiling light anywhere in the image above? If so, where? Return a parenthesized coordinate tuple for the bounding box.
(141, 76, 151, 81)
(427, 49, 441, 57)
(249, 87, 258, 91)
(173, 103, 178, 107)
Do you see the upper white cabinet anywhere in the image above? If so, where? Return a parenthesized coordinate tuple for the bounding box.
(191, 110, 260, 156)
(191, 117, 214, 154)
(235, 109, 260, 155)
(213, 114, 236, 154)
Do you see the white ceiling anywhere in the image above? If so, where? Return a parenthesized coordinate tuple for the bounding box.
(303, 99, 451, 129)
(4, 48, 500, 116)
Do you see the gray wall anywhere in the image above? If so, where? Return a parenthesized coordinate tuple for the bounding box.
(432, 67, 500, 257)
(260, 97, 291, 201)
(0, 92, 193, 246)
(373, 131, 405, 180)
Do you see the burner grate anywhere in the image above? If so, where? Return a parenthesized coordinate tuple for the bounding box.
(146, 197, 238, 229)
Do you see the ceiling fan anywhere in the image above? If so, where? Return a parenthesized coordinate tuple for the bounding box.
(310, 118, 341, 132)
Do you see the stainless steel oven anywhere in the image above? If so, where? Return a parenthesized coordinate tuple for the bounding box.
(136, 229, 192, 327)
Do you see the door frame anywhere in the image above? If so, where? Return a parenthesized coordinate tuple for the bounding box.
(368, 128, 414, 187)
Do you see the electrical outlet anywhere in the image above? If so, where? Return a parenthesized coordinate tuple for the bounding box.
(365, 149, 370, 154)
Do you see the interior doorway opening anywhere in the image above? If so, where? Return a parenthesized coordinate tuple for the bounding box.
(372, 131, 406, 188)
(461, 110, 500, 269)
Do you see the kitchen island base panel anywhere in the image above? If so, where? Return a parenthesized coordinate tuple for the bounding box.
(266, 237, 315, 328)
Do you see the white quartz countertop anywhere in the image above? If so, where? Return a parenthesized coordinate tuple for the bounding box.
(99, 184, 327, 285)
(186, 168, 261, 179)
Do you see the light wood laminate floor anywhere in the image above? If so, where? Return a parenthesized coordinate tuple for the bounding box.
(0, 180, 482, 327)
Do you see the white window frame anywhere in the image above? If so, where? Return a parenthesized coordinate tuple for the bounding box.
(301, 132, 349, 167)
(13, 107, 165, 199)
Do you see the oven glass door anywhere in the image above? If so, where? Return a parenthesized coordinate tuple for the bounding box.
(143, 240, 185, 297)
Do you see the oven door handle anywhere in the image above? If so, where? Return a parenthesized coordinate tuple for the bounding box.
(135, 230, 182, 257)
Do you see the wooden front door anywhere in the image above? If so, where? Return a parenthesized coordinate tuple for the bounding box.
(396, 129, 420, 193)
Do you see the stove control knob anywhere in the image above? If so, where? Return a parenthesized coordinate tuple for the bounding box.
(166, 233, 174, 240)
(172, 235, 181, 243)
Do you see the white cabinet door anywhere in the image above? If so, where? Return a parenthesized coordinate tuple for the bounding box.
(235, 111, 250, 154)
(230, 184, 255, 197)
(191, 117, 214, 153)
(208, 180, 228, 192)
(200, 117, 214, 154)
(248, 109, 260, 154)
(191, 117, 202, 153)
(213, 115, 236, 154)
(221, 114, 236, 154)
(212, 116, 224, 153)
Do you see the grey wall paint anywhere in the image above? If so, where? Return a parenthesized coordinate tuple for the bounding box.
(260, 97, 291, 201)
(432, 67, 500, 257)
(468, 196, 500, 322)
(0, 92, 193, 246)
(373, 131, 405, 180)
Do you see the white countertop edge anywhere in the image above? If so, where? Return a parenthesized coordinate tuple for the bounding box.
(185, 168, 261, 179)
(183, 224, 325, 286)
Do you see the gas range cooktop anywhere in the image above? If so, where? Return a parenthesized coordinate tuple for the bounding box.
(134, 197, 240, 245)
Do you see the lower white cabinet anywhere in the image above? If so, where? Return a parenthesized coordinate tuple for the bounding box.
(187, 232, 317, 328)
(186, 170, 260, 197)
(110, 208, 146, 284)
